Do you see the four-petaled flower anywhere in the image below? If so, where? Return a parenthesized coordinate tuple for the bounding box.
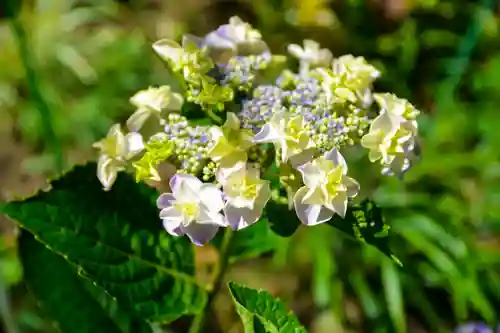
(93, 124, 144, 191)
(157, 174, 226, 245)
(253, 111, 314, 165)
(127, 86, 184, 132)
(208, 112, 254, 181)
(222, 165, 271, 230)
(294, 149, 359, 225)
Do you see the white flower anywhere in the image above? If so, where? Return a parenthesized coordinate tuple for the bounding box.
(203, 16, 268, 56)
(361, 110, 420, 176)
(332, 55, 381, 83)
(294, 149, 359, 225)
(127, 86, 184, 132)
(287, 39, 332, 69)
(207, 112, 254, 181)
(253, 111, 315, 165)
(93, 124, 144, 191)
(373, 93, 420, 120)
(222, 165, 271, 230)
(152, 35, 204, 68)
(157, 174, 226, 245)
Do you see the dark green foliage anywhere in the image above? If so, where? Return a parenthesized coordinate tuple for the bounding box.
(212, 218, 278, 263)
(2, 164, 207, 323)
(19, 231, 153, 333)
(328, 199, 399, 264)
(228, 282, 307, 333)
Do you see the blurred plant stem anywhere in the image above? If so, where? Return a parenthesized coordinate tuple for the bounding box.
(7, 0, 64, 174)
(188, 228, 234, 333)
(0, 275, 18, 333)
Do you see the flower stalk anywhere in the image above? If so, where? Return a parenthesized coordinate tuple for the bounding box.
(188, 228, 234, 333)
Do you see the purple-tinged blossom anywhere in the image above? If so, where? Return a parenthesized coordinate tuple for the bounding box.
(157, 174, 226, 245)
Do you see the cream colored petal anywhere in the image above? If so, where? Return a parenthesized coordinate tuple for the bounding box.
(125, 132, 144, 157)
(324, 148, 348, 174)
(199, 184, 224, 212)
(167, 92, 184, 111)
(329, 192, 348, 218)
(287, 43, 304, 59)
(152, 39, 183, 63)
(126, 108, 151, 132)
(224, 112, 241, 131)
(298, 161, 323, 189)
(294, 187, 334, 226)
(97, 155, 120, 191)
(169, 173, 202, 200)
(343, 176, 360, 198)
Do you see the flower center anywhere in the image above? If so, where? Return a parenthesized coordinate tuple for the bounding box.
(101, 135, 123, 158)
(325, 167, 345, 198)
(175, 202, 199, 221)
(241, 181, 258, 200)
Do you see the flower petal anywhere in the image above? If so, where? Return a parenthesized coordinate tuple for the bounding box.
(225, 112, 241, 131)
(287, 43, 304, 59)
(126, 108, 151, 132)
(294, 187, 333, 226)
(216, 152, 247, 184)
(298, 161, 324, 189)
(204, 30, 235, 50)
(199, 184, 224, 212)
(343, 176, 360, 198)
(160, 207, 184, 236)
(157, 193, 176, 209)
(169, 173, 202, 197)
(253, 123, 281, 143)
(126, 132, 144, 157)
(182, 223, 220, 246)
(152, 39, 183, 63)
(167, 92, 184, 111)
(197, 207, 226, 227)
(324, 148, 348, 174)
(97, 155, 122, 191)
(329, 192, 348, 218)
(224, 203, 261, 230)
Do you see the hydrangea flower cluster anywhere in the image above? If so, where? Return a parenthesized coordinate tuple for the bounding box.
(93, 16, 422, 245)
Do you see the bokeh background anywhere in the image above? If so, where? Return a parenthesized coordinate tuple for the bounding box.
(1, 0, 500, 332)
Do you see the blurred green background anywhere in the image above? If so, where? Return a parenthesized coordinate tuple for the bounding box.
(1, 0, 500, 332)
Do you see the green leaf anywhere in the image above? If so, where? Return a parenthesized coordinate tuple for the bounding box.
(228, 282, 307, 333)
(381, 258, 406, 333)
(19, 231, 153, 333)
(1, 163, 207, 323)
(212, 219, 278, 263)
(328, 199, 400, 264)
(266, 200, 301, 238)
(181, 101, 212, 124)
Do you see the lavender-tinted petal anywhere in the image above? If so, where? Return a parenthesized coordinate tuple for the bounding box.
(253, 123, 280, 143)
(224, 203, 260, 231)
(157, 193, 175, 209)
(183, 223, 220, 246)
(294, 187, 333, 226)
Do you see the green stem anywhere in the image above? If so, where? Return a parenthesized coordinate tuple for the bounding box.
(206, 108, 224, 125)
(0, 275, 18, 333)
(188, 228, 234, 333)
(7, 0, 64, 174)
